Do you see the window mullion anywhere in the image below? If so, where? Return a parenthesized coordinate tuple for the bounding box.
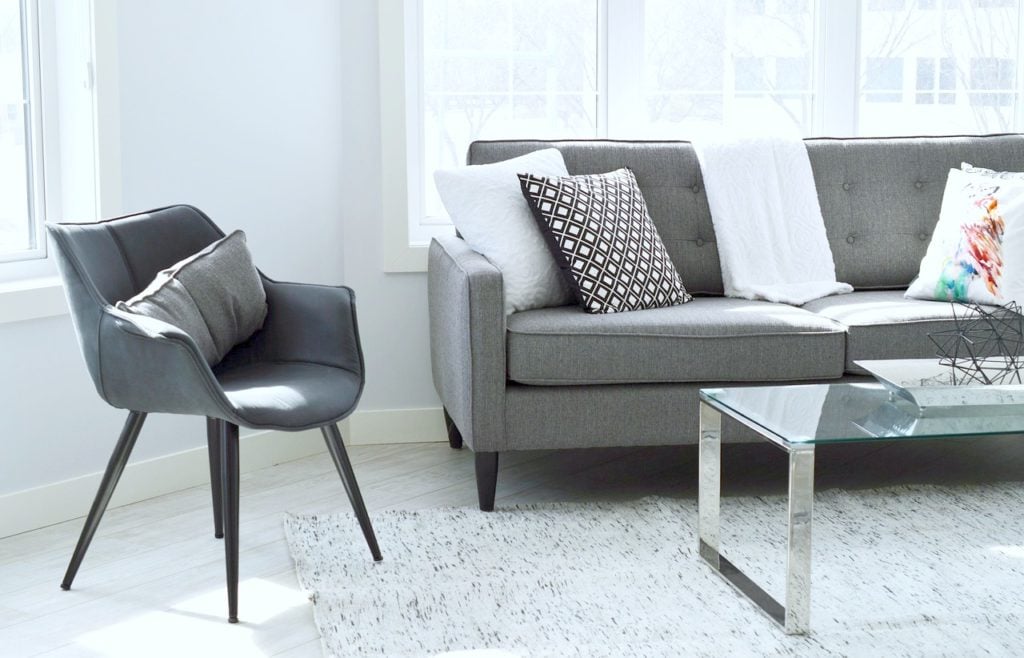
(815, 0, 859, 136)
(1014, 0, 1024, 130)
(605, 0, 645, 138)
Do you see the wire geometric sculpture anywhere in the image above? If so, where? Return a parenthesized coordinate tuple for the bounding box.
(927, 301, 1024, 386)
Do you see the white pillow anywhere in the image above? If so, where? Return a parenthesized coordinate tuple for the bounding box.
(906, 167, 1024, 305)
(434, 148, 574, 315)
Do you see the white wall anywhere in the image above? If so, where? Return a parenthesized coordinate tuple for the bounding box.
(0, 0, 402, 499)
(337, 0, 439, 412)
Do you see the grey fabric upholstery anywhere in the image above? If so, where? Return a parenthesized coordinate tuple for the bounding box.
(428, 237, 506, 451)
(432, 136, 1024, 508)
(117, 230, 267, 365)
(47, 205, 364, 431)
(502, 377, 873, 452)
(506, 298, 845, 385)
(801, 291, 992, 375)
(469, 134, 1024, 293)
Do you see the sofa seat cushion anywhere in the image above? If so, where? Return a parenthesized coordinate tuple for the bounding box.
(506, 297, 846, 385)
(801, 290, 989, 374)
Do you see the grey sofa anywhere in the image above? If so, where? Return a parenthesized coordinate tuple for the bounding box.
(428, 135, 1024, 510)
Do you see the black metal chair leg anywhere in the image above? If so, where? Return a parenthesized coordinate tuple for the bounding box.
(443, 408, 463, 450)
(206, 417, 224, 539)
(475, 451, 499, 512)
(321, 424, 382, 562)
(61, 411, 147, 590)
(219, 421, 240, 623)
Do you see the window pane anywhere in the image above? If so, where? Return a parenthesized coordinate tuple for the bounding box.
(864, 57, 903, 103)
(639, 0, 815, 137)
(421, 0, 598, 222)
(915, 57, 935, 104)
(0, 0, 32, 255)
(859, 1, 1020, 135)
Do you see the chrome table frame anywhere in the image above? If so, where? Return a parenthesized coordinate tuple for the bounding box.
(698, 399, 815, 635)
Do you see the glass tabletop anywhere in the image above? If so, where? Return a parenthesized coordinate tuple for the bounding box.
(699, 383, 1024, 445)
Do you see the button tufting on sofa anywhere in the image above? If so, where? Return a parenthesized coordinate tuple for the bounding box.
(846, 234, 856, 244)
(919, 231, 929, 240)
(695, 238, 705, 247)
(842, 182, 852, 191)
(915, 181, 924, 189)
(691, 184, 700, 193)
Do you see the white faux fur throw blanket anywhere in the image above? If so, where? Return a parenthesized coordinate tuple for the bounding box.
(695, 137, 852, 305)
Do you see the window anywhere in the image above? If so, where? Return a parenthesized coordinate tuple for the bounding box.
(0, 0, 99, 282)
(969, 57, 1015, 106)
(0, 0, 44, 264)
(859, 0, 1020, 135)
(863, 58, 904, 103)
(419, 0, 597, 231)
(916, 57, 956, 104)
(382, 0, 1024, 270)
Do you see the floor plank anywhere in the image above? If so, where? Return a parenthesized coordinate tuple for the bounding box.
(3, 436, 1024, 656)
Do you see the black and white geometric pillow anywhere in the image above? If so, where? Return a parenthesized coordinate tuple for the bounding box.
(518, 167, 692, 314)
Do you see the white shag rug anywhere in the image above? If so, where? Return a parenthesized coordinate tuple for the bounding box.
(284, 485, 1024, 657)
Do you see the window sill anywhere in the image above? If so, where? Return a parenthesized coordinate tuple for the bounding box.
(0, 276, 67, 325)
(384, 241, 428, 273)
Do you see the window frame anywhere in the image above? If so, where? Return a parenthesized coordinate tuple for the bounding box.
(0, 0, 48, 268)
(0, 0, 118, 325)
(381, 0, 1024, 273)
(0, 0, 117, 288)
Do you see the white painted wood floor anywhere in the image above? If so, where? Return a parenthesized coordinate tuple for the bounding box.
(3, 437, 1024, 657)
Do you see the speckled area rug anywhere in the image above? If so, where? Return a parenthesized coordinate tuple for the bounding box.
(284, 485, 1024, 658)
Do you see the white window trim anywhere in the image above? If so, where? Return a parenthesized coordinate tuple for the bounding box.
(0, 0, 121, 325)
(1, 0, 48, 268)
(380, 0, 428, 272)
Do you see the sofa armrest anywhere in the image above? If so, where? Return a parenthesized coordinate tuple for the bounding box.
(428, 236, 506, 451)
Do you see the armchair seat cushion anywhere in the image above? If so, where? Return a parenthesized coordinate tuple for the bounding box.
(213, 361, 361, 430)
(801, 290, 994, 374)
(506, 297, 846, 385)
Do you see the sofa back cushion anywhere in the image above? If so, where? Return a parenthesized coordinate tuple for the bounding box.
(468, 135, 1024, 294)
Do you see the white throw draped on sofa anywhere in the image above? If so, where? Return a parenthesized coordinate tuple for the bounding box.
(695, 136, 853, 305)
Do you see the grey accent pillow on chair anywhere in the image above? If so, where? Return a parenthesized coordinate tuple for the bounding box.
(116, 230, 267, 365)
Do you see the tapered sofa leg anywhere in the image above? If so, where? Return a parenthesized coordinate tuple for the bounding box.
(206, 417, 224, 539)
(475, 451, 499, 512)
(61, 411, 147, 590)
(322, 424, 383, 562)
(443, 408, 463, 450)
(219, 421, 240, 623)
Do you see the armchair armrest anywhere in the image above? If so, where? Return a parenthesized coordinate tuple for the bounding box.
(98, 307, 236, 419)
(428, 236, 506, 451)
(223, 280, 363, 376)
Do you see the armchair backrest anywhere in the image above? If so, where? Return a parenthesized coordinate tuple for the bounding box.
(46, 205, 225, 396)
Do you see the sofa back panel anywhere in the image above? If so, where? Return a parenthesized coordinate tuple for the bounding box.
(468, 135, 1024, 293)
(806, 134, 1024, 288)
(467, 139, 725, 294)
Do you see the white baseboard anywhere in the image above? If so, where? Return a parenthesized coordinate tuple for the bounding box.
(0, 407, 445, 539)
(344, 406, 447, 445)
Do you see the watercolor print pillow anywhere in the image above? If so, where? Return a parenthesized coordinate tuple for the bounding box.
(906, 168, 1024, 305)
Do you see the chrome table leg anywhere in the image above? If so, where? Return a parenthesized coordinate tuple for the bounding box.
(696, 399, 816, 635)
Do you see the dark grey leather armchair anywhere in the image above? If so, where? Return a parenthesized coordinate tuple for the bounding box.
(47, 205, 380, 623)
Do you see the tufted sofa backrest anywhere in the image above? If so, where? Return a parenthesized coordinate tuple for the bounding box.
(468, 135, 1024, 294)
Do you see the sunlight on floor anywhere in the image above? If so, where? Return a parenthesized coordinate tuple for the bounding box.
(990, 545, 1024, 559)
(72, 579, 309, 657)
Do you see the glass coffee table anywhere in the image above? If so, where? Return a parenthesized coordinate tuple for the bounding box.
(698, 382, 1024, 635)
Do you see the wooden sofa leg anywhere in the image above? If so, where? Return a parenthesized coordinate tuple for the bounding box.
(443, 408, 463, 450)
(475, 451, 499, 511)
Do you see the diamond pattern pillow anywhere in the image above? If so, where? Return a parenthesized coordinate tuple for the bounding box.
(518, 168, 691, 314)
